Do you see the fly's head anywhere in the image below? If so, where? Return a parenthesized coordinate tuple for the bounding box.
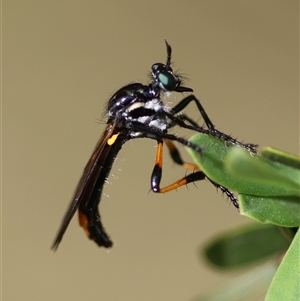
(151, 40, 193, 94)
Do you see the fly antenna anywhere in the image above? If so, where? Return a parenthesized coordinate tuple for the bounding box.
(164, 39, 172, 66)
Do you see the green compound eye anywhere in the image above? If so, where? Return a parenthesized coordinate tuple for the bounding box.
(158, 72, 178, 91)
(151, 63, 180, 92)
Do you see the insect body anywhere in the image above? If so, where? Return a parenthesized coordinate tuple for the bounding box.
(52, 41, 257, 249)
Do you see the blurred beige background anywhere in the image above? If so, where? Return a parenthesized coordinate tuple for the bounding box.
(3, 1, 299, 301)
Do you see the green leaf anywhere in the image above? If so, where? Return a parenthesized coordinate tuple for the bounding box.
(225, 146, 300, 196)
(186, 134, 300, 226)
(261, 147, 300, 169)
(187, 134, 300, 197)
(203, 224, 289, 269)
(265, 229, 300, 301)
(226, 147, 300, 226)
(239, 194, 300, 227)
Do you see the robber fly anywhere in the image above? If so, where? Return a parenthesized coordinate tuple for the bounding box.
(52, 40, 257, 250)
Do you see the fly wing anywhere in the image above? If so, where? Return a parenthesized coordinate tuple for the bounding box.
(51, 124, 116, 250)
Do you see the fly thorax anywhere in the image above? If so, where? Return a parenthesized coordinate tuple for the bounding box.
(124, 98, 169, 137)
